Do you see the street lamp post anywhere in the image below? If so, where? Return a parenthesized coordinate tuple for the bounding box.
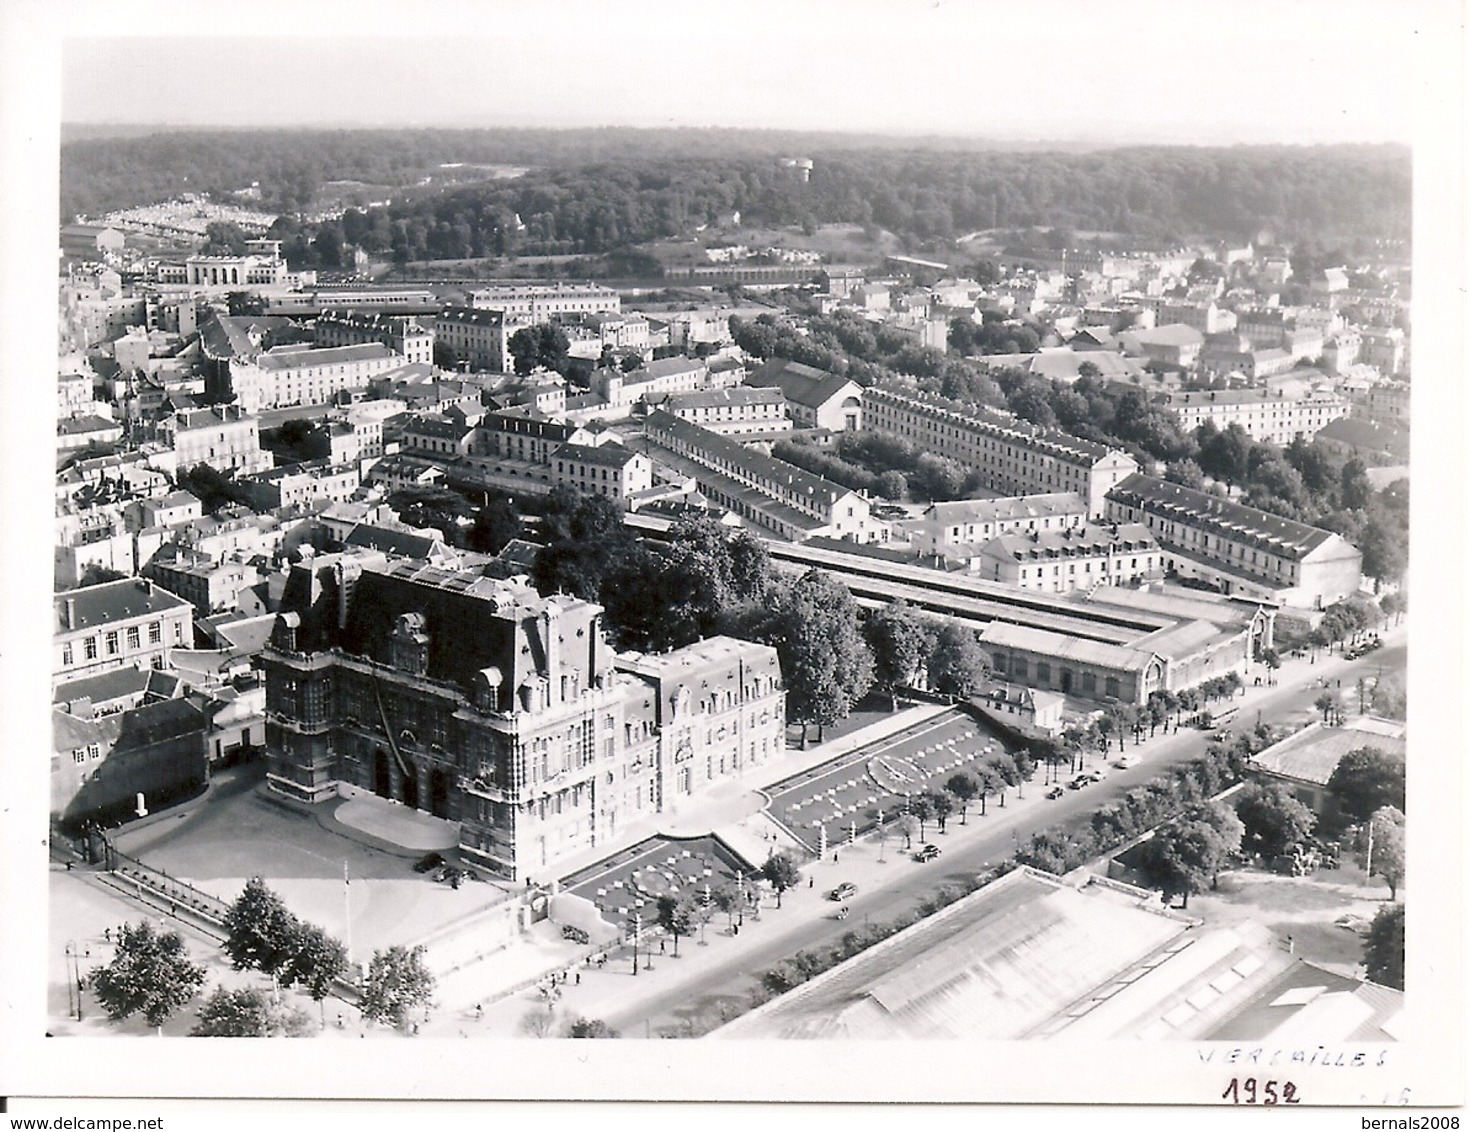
(631, 911, 641, 977)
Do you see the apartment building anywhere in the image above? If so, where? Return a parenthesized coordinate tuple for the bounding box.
(54, 577, 195, 686)
(314, 309, 435, 366)
(1105, 474, 1362, 609)
(1161, 387, 1348, 445)
(651, 386, 791, 436)
(863, 387, 1138, 517)
(467, 282, 620, 320)
(644, 411, 879, 543)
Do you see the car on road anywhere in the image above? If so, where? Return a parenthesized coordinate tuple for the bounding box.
(1112, 755, 1136, 770)
(1067, 775, 1090, 790)
(828, 882, 858, 902)
(1045, 786, 1065, 800)
(913, 843, 942, 862)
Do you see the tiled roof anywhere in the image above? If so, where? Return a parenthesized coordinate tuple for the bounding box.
(1106, 474, 1343, 561)
(645, 410, 855, 508)
(55, 578, 191, 633)
(552, 441, 640, 468)
(747, 358, 857, 409)
(982, 522, 1156, 561)
(922, 493, 1089, 526)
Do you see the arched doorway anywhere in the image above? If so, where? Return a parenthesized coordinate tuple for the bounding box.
(429, 768, 451, 819)
(401, 763, 420, 811)
(373, 749, 392, 799)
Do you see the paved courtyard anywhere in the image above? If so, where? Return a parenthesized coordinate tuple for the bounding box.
(106, 768, 515, 962)
(766, 708, 1015, 849)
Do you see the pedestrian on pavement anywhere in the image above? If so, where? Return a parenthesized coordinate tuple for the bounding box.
(575, 972, 581, 986)
(104, 928, 111, 943)
(659, 939, 666, 954)
(808, 877, 814, 889)
(475, 1003, 483, 1019)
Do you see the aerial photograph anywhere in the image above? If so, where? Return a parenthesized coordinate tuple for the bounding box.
(3, 0, 1462, 1117)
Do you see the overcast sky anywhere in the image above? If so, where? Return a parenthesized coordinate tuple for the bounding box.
(52, 0, 1443, 145)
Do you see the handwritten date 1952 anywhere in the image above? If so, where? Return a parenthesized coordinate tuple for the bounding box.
(1222, 1078, 1301, 1105)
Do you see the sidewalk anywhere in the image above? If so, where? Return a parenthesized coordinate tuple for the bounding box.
(441, 776, 1051, 1039)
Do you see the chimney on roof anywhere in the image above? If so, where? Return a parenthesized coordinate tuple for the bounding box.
(64, 597, 76, 630)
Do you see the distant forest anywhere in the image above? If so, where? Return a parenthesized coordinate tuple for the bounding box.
(61, 128, 1411, 262)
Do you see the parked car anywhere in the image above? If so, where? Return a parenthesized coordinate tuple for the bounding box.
(1045, 786, 1065, 800)
(1112, 755, 1136, 770)
(561, 924, 590, 944)
(828, 881, 859, 902)
(913, 844, 942, 862)
(1067, 775, 1089, 790)
(413, 852, 447, 874)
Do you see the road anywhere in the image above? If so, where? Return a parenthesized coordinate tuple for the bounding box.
(605, 632, 1406, 1036)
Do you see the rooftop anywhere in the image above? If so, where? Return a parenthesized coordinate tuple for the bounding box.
(1107, 474, 1347, 561)
(979, 620, 1159, 673)
(920, 493, 1089, 527)
(55, 577, 191, 634)
(1250, 722, 1406, 788)
(746, 357, 858, 409)
(552, 441, 641, 468)
(257, 343, 394, 370)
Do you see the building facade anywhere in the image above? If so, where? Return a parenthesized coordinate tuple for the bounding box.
(863, 387, 1139, 517)
(644, 410, 880, 543)
(259, 555, 784, 880)
(1104, 474, 1363, 609)
(1161, 387, 1348, 445)
(315, 310, 435, 366)
(54, 577, 195, 686)
(467, 282, 621, 320)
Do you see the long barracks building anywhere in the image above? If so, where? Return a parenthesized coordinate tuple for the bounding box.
(863, 387, 1139, 517)
(260, 553, 784, 881)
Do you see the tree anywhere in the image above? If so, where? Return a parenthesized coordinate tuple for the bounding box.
(565, 1017, 620, 1038)
(776, 570, 874, 746)
(1314, 691, 1339, 724)
(1327, 746, 1406, 822)
(200, 220, 249, 256)
(278, 923, 347, 1021)
(468, 494, 522, 554)
(190, 986, 313, 1037)
(1363, 806, 1406, 899)
(864, 600, 931, 710)
(760, 851, 801, 909)
(223, 877, 299, 979)
(711, 884, 740, 931)
(945, 772, 978, 825)
(925, 621, 987, 698)
(520, 1007, 559, 1038)
(78, 564, 129, 587)
(90, 922, 205, 1031)
(508, 324, 570, 376)
(972, 764, 1003, 816)
(727, 530, 772, 603)
(1141, 804, 1243, 908)
(358, 945, 435, 1029)
(927, 789, 955, 832)
(1362, 903, 1405, 990)
(896, 813, 921, 850)
(655, 894, 698, 957)
(908, 793, 936, 841)
(1234, 783, 1316, 858)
